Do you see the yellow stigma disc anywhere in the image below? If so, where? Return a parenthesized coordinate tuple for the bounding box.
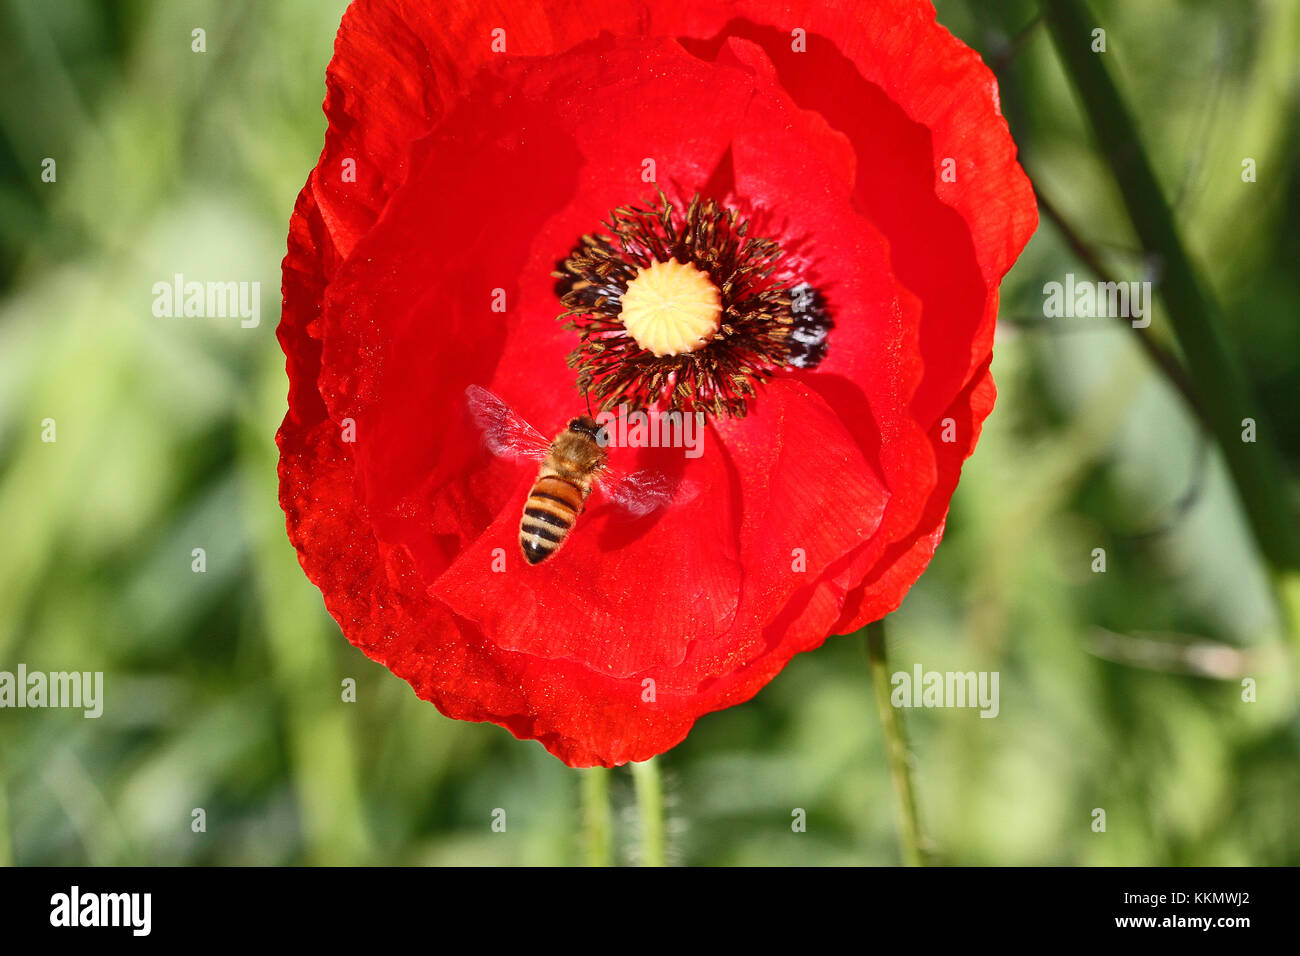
(619, 259, 722, 357)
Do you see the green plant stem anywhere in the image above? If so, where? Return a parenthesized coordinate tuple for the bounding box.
(1033, 186, 1204, 422)
(1039, 0, 1300, 573)
(1041, 0, 1300, 658)
(630, 758, 665, 867)
(581, 768, 612, 867)
(865, 619, 925, 866)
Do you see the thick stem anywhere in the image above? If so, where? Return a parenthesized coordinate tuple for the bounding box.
(1040, 0, 1300, 664)
(865, 619, 925, 866)
(1039, 0, 1300, 577)
(630, 758, 665, 867)
(581, 768, 612, 867)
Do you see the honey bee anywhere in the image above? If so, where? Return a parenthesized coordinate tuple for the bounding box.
(466, 385, 682, 564)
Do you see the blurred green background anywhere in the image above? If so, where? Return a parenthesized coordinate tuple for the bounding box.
(1, 0, 1297, 865)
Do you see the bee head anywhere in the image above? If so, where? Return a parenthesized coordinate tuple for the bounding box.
(568, 416, 610, 447)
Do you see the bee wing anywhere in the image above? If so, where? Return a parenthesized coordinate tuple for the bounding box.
(598, 466, 695, 517)
(465, 384, 551, 462)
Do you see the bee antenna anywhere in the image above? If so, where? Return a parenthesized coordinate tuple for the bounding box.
(583, 387, 594, 419)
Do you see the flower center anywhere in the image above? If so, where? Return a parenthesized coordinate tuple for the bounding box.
(555, 190, 832, 419)
(618, 259, 722, 357)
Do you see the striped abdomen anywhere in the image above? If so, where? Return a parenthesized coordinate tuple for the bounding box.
(520, 473, 589, 565)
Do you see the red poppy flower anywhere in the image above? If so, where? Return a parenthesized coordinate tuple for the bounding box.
(277, 0, 1036, 767)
